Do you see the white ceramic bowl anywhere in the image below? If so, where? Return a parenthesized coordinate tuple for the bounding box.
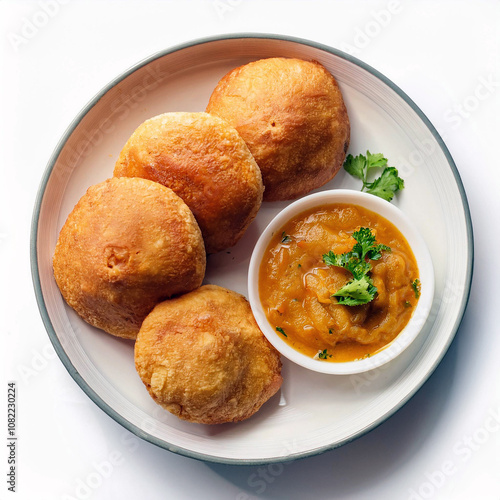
(248, 189, 435, 375)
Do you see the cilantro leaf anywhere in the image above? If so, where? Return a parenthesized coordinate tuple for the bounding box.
(317, 349, 332, 360)
(343, 153, 367, 180)
(411, 279, 421, 299)
(333, 276, 377, 305)
(322, 250, 351, 268)
(343, 151, 388, 181)
(365, 167, 405, 201)
(365, 151, 388, 169)
(276, 326, 287, 337)
(345, 255, 371, 281)
(322, 227, 390, 306)
(352, 227, 391, 261)
(343, 151, 403, 202)
(352, 226, 376, 248)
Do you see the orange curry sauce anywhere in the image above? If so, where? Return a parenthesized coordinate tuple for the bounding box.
(259, 203, 420, 362)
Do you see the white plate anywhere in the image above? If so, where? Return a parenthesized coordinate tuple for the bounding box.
(31, 34, 473, 465)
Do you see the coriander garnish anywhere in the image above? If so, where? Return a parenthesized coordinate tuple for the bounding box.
(343, 151, 404, 201)
(317, 349, 332, 360)
(322, 227, 390, 306)
(411, 279, 421, 299)
(276, 326, 287, 337)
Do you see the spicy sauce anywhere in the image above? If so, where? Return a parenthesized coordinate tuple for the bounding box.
(259, 203, 419, 362)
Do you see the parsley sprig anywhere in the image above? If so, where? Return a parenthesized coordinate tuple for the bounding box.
(322, 227, 390, 306)
(343, 151, 404, 201)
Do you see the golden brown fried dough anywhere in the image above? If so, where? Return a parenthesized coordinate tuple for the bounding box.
(206, 57, 350, 201)
(135, 285, 283, 424)
(114, 112, 264, 254)
(53, 177, 206, 339)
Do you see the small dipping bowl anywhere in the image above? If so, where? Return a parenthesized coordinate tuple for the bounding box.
(248, 189, 434, 375)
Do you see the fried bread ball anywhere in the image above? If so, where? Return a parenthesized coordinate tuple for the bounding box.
(114, 112, 264, 253)
(53, 177, 206, 339)
(135, 285, 283, 424)
(206, 57, 350, 201)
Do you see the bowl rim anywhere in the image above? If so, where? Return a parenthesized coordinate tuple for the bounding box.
(248, 189, 435, 375)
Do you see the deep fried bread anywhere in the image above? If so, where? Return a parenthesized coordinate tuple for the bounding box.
(114, 112, 264, 253)
(206, 57, 350, 201)
(53, 177, 206, 339)
(135, 285, 283, 424)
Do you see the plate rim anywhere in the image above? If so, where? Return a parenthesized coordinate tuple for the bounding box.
(30, 32, 474, 465)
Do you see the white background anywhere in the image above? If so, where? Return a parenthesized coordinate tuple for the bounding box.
(1, 1, 499, 499)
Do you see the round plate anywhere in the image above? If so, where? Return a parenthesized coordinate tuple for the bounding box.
(31, 34, 473, 465)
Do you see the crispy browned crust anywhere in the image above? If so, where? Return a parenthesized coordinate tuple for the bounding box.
(206, 57, 350, 201)
(114, 112, 264, 253)
(135, 285, 283, 424)
(53, 177, 206, 339)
